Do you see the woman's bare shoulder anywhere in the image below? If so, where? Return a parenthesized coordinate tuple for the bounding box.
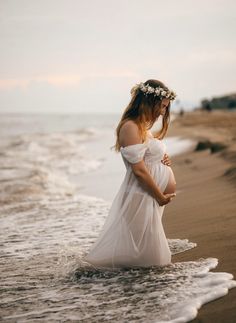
(119, 120, 142, 147)
(120, 120, 139, 133)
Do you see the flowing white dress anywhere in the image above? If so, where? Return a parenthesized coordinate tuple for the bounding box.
(84, 134, 172, 269)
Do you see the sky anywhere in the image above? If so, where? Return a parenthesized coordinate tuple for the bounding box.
(0, 0, 236, 114)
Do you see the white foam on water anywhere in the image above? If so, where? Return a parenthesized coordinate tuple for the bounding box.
(0, 131, 104, 205)
(56, 249, 236, 323)
(163, 136, 197, 157)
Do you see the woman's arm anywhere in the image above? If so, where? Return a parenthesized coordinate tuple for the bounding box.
(131, 160, 175, 205)
(119, 121, 176, 206)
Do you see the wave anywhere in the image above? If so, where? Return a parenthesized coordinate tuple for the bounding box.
(0, 130, 104, 206)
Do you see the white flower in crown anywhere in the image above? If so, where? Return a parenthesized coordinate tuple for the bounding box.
(171, 91, 177, 99)
(135, 81, 177, 100)
(147, 85, 154, 93)
(140, 83, 147, 92)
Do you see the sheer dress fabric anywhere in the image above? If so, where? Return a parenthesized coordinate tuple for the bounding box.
(84, 135, 172, 269)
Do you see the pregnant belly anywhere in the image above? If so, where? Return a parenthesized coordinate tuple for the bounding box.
(163, 166, 176, 194)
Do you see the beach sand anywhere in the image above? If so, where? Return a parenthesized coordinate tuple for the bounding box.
(164, 109, 236, 322)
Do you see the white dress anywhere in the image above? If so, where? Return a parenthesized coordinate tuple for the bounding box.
(84, 134, 172, 269)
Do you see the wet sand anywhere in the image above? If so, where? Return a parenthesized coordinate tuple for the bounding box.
(164, 109, 236, 322)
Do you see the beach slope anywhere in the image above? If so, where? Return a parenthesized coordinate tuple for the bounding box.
(165, 110, 236, 323)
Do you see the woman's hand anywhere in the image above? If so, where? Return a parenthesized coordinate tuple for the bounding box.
(161, 153, 171, 166)
(158, 193, 176, 206)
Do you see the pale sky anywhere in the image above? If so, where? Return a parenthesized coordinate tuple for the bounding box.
(0, 0, 236, 114)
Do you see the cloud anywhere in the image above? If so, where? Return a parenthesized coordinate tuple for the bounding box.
(0, 68, 140, 91)
(0, 75, 81, 90)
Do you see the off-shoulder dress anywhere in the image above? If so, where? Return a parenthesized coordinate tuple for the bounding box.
(84, 133, 173, 269)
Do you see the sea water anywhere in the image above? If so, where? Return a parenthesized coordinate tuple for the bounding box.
(0, 113, 235, 322)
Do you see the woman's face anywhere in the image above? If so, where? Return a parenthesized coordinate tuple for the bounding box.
(160, 98, 170, 116)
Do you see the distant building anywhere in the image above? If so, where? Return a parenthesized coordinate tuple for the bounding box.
(200, 93, 236, 111)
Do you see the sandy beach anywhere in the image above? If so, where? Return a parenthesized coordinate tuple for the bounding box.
(165, 109, 236, 322)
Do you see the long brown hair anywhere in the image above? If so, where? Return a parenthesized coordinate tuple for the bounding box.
(113, 79, 171, 152)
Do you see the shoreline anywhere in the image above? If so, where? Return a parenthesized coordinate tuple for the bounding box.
(164, 110, 236, 322)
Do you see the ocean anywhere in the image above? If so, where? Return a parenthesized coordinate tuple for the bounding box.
(0, 112, 235, 322)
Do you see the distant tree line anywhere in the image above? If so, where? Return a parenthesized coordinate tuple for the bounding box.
(200, 93, 236, 111)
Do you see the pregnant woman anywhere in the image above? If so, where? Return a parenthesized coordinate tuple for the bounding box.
(84, 79, 177, 269)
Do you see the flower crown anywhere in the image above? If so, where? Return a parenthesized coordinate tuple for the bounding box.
(131, 82, 177, 101)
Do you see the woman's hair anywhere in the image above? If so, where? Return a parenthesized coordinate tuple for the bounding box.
(113, 79, 171, 152)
